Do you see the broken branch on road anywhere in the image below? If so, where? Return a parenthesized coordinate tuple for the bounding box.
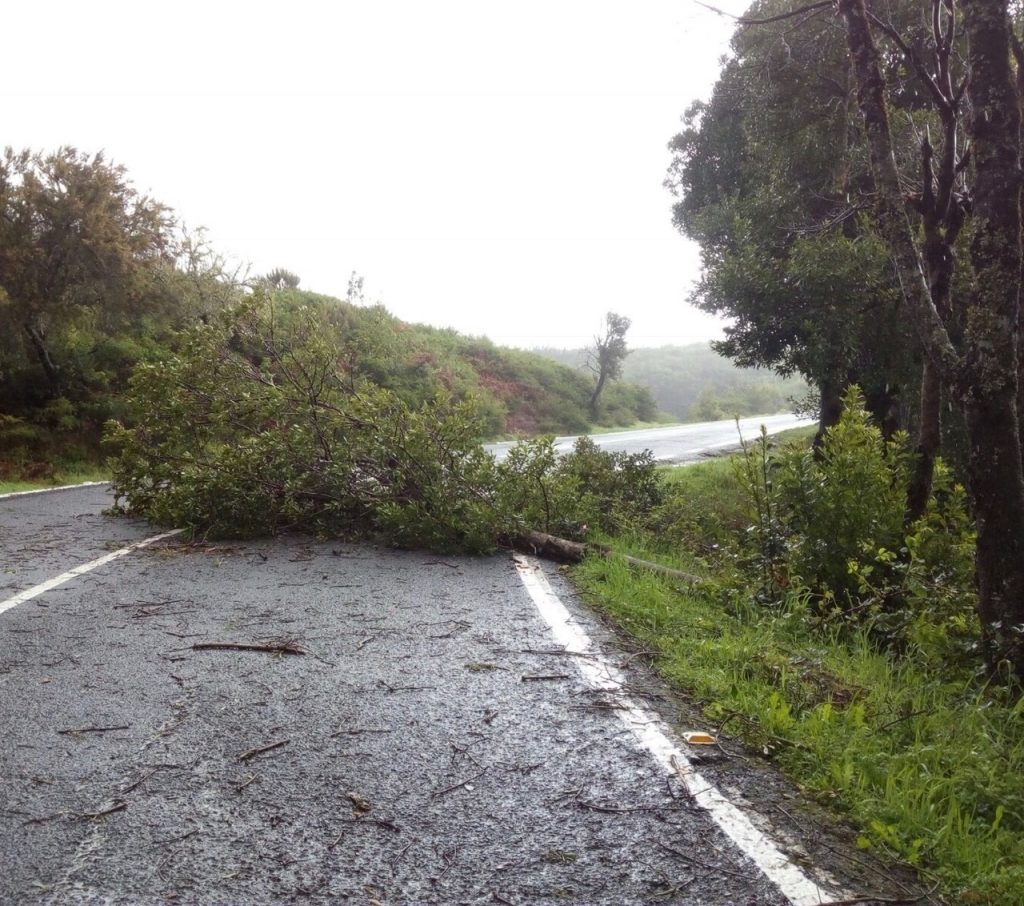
(57, 725, 129, 736)
(191, 641, 306, 656)
(237, 739, 290, 762)
(430, 769, 486, 799)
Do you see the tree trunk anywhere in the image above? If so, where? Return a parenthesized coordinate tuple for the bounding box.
(836, 0, 960, 377)
(589, 371, 608, 418)
(964, 398, 1024, 678)
(906, 360, 941, 524)
(22, 319, 62, 397)
(511, 530, 700, 583)
(840, 0, 1024, 679)
(813, 378, 843, 449)
(960, 0, 1024, 678)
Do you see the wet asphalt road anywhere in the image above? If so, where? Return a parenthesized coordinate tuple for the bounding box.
(485, 415, 814, 464)
(0, 486, 919, 905)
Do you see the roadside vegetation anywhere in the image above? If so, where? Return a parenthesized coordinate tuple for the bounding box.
(0, 148, 658, 489)
(108, 361, 1023, 900)
(571, 397, 1022, 906)
(106, 292, 662, 549)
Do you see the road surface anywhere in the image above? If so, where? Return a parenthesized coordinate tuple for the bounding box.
(486, 414, 814, 464)
(0, 485, 920, 905)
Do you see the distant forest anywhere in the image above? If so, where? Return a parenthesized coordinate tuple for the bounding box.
(533, 344, 807, 423)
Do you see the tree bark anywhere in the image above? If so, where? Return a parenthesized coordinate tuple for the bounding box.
(836, 0, 960, 378)
(588, 371, 608, 417)
(960, 0, 1024, 678)
(22, 319, 62, 397)
(839, 0, 1024, 679)
(813, 377, 844, 449)
(511, 530, 700, 583)
(906, 360, 941, 524)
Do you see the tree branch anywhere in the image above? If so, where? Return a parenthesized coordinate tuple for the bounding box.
(694, 0, 833, 26)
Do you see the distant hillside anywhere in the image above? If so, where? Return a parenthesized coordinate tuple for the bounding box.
(0, 282, 658, 480)
(265, 290, 660, 438)
(532, 343, 807, 423)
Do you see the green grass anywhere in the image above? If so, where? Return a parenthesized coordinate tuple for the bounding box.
(572, 454, 1024, 906)
(0, 466, 108, 494)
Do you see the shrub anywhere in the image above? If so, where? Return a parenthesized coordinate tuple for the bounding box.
(107, 295, 666, 552)
(773, 387, 912, 612)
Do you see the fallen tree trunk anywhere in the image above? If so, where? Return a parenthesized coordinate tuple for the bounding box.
(510, 530, 701, 584)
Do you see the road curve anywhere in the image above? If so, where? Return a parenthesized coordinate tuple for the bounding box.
(0, 485, 919, 905)
(486, 413, 814, 464)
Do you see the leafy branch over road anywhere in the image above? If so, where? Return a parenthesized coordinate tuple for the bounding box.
(107, 295, 662, 552)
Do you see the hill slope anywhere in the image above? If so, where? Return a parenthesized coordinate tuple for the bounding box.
(533, 343, 806, 422)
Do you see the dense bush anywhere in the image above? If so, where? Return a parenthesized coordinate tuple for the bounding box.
(727, 389, 977, 661)
(108, 295, 665, 551)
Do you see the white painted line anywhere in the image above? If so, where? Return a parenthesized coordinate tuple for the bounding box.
(0, 530, 183, 617)
(514, 555, 842, 906)
(0, 480, 110, 500)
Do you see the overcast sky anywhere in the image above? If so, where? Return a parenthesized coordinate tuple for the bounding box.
(4, 0, 747, 349)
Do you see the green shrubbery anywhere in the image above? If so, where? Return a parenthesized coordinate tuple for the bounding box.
(642, 390, 977, 667)
(570, 394, 1021, 904)
(107, 295, 663, 551)
(721, 389, 978, 665)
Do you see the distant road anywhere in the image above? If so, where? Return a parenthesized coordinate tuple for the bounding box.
(486, 413, 815, 464)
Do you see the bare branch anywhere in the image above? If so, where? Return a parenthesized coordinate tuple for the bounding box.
(694, 0, 834, 26)
(866, 11, 951, 112)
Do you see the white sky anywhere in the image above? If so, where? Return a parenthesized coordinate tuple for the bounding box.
(4, 0, 747, 349)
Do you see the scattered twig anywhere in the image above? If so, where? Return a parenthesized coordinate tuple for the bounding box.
(392, 838, 417, 865)
(822, 891, 939, 906)
(377, 681, 435, 693)
(119, 769, 159, 795)
(875, 708, 934, 733)
(157, 829, 197, 846)
(657, 842, 752, 879)
(24, 801, 128, 825)
(430, 769, 486, 799)
(498, 760, 546, 774)
(22, 811, 70, 826)
(79, 800, 127, 821)
(548, 785, 584, 803)
(331, 727, 392, 737)
(238, 739, 289, 762)
(577, 800, 674, 814)
(814, 839, 921, 897)
(520, 673, 571, 682)
(192, 641, 306, 656)
(57, 725, 129, 736)
(235, 773, 258, 793)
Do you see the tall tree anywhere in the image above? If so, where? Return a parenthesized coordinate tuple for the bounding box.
(822, 0, 1024, 678)
(676, 0, 1024, 679)
(587, 312, 631, 417)
(0, 147, 174, 397)
(666, 2, 921, 443)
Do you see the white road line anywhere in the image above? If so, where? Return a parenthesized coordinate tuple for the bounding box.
(0, 480, 110, 500)
(514, 555, 843, 906)
(0, 530, 183, 617)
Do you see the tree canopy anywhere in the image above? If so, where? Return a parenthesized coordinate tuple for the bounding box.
(670, 0, 1024, 680)
(0, 146, 175, 396)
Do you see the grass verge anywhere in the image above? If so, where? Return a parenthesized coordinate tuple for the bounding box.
(571, 457, 1024, 906)
(0, 467, 108, 495)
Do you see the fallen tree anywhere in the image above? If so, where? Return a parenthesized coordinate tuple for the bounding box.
(107, 295, 664, 555)
(511, 529, 700, 583)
